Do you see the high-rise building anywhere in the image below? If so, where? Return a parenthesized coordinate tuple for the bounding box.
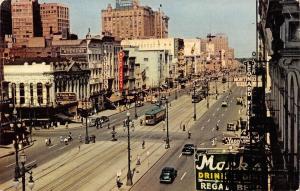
(40, 3, 69, 38)
(11, 0, 42, 43)
(0, 0, 12, 45)
(101, 0, 169, 40)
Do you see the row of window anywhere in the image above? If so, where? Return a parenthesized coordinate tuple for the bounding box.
(11, 83, 50, 105)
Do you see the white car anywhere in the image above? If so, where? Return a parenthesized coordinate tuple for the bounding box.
(221, 101, 228, 107)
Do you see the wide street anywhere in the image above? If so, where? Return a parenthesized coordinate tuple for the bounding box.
(0, 79, 243, 191)
(131, 85, 245, 191)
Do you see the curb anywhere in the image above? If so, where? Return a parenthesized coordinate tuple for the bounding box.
(128, 147, 170, 191)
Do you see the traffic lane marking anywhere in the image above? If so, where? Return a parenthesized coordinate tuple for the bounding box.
(217, 108, 220, 111)
(201, 126, 204, 130)
(207, 118, 210, 122)
(180, 172, 187, 181)
(5, 162, 15, 168)
(178, 153, 182, 158)
(48, 144, 57, 149)
(58, 145, 68, 150)
(25, 160, 36, 167)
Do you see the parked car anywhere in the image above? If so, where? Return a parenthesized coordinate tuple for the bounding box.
(151, 97, 158, 104)
(227, 122, 238, 131)
(136, 101, 144, 107)
(159, 167, 177, 183)
(97, 116, 109, 123)
(161, 95, 167, 100)
(181, 144, 195, 155)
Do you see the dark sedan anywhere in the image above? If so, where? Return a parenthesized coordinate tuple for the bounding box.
(181, 144, 195, 155)
(159, 167, 177, 183)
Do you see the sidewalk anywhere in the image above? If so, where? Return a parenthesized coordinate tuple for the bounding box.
(0, 145, 14, 159)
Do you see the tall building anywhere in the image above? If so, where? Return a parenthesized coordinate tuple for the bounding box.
(101, 0, 169, 40)
(40, 3, 69, 38)
(0, 0, 12, 46)
(259, 0, 299, 190)
(11, 0, 42, 43)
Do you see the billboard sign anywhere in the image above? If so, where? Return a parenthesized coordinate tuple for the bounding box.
(195, 149, 267, 191)
(118, 51, 125, 92)
(56, 92, 77, 103)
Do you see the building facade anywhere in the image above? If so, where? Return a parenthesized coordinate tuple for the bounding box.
(259, 0, 299, 190)
(3, 57, 90, 114)
(123, 46, 170, 89)
(121, 38, 184, 79)
(0, 0, 11, 46)
(40, 3, 69, 38)
(53, 35, 121, 111)
(11, 0, 42, 43)
(101, 0, 168, 40)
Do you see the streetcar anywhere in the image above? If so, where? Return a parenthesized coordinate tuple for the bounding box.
(145, 106, 166, 125)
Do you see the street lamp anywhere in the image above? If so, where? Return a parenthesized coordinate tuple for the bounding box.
(134, 89, 138, 119)
(12, 153, 35, 191)
(10, 108, 21, 180)
(193, 83, 196, 121)
(126, 111, 134, 186)
(215, 79, 218, 100)
(165, 98, 170, 149)
(206, 80, 210, 108)
(83, 98, 89, 144)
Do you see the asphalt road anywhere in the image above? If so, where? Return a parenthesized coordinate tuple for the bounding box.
(130, 85, 246, 191)
(0, 86, 189, 184)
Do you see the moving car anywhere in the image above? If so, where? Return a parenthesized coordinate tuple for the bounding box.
(181, 144, 195, 155)
(221, 101, 228, 107)
(227, 122, 238, 131)
(159, 167, 177, 183)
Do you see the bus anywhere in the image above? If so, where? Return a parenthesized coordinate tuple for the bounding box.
(145, 106, 166, 125)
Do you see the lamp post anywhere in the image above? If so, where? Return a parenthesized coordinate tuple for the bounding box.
(193, 83, 196, 121)
(10, 108, 21, 180)
(206, 80, 210, 108)
(12, 153, 35, 191)
(134, 89, 138, 119)
(126, 111, 133, 186)
(215, 79, 218, 100)
(165, 98, 170, 149)
(84, 99, 89, 144)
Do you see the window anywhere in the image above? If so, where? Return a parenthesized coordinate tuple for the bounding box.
(144, 58, 149, 62)
(37, 83, 43, 104)
(46, 84, 50, 104)
(19, 83, 25, 104)
(30, 83, 34, 105)
(11, 83, 16, 105)
(288, 21, 300, 41)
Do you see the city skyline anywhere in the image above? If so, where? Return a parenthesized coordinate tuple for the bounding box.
(40, 0, 256, 58)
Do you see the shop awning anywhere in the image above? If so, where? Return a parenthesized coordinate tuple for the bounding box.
(109, 94, 123, 102)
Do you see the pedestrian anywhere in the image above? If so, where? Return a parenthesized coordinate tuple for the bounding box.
(142, 140, 145, 149)
(65, 122, 69, 129)
(78, 145, 81, 151)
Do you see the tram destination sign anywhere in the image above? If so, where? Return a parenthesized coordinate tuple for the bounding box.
(194, 149, 267, 191)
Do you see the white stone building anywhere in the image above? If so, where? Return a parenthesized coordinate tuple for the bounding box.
(4, 58, 90, 112)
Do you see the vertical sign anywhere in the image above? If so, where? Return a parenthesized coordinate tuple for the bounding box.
(118, 51, 125, 92)
(243, 60, 255, 132)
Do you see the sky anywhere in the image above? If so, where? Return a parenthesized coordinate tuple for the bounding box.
(40, 0, 256, 58)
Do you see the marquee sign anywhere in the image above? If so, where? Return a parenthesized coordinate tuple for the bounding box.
(195, 149, 267, 191)
(118, 51, 125, 92)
